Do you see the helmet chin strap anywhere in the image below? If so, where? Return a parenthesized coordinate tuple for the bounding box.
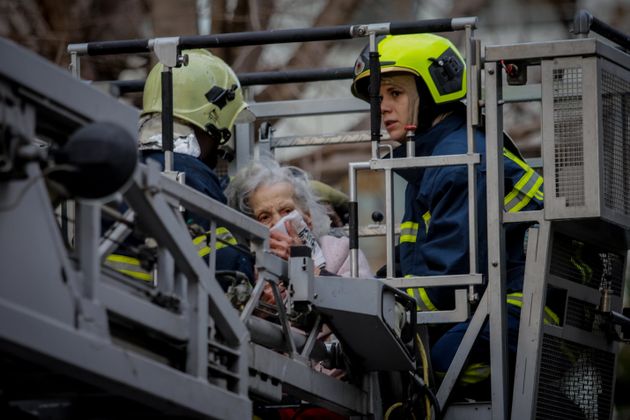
(407, 87, 420, 130)
(205, 123, 232, 145)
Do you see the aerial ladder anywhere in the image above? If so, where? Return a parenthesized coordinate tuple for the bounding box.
(0, 9, 629, 420)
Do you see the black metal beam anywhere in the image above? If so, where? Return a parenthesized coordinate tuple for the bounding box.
(104, 67, 356, 95)
(68, 18, 477, 57)
(573, 9, 630, 51)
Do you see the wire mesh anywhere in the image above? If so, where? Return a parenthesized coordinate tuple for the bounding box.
(549, 232, 624, 296)
(601, 68, 630, 218)
(565, 297, 597, 332)
(553, 67, 586, 207)
(536, 335, 614, 420)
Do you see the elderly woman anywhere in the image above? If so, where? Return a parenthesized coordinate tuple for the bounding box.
(225, 158, 372, 278)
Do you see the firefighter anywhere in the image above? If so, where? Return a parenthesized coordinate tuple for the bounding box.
(351, 34, 556, 392)
(105, 49, 254, 286)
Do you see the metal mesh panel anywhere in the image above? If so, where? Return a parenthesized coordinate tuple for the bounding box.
(601, 68, 630, 217)
(553, 67, 585, 207)
(549, 232, 624, 296)
(566, 298, 597, 332)
(536, 335, 614, 420)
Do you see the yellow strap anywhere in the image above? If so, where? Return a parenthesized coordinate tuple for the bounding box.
(422, 210, 431, 234)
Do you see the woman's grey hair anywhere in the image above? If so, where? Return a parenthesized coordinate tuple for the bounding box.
(225, 158, 331, 238)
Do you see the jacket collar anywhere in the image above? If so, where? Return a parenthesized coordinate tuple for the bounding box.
(392, 111, 466, 184)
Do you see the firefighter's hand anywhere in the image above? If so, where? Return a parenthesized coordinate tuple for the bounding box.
(269, 221, 302, 260)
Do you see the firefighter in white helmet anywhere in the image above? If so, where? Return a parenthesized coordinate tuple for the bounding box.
(106, 49, 254, 286)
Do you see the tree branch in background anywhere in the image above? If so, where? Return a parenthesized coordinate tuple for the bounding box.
(254, 0, 361, 103)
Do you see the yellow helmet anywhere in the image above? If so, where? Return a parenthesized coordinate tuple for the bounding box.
(142, 49, 248, 144)
(351, 34, 466, 105)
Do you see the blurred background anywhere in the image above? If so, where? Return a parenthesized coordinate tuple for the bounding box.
(2, 0, 629, 416)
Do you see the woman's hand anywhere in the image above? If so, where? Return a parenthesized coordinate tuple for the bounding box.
(269, 221, 303, 260)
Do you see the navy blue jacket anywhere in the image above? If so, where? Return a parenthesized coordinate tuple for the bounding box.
(138, 151, 254, 285)
(397, 110, 544, 310)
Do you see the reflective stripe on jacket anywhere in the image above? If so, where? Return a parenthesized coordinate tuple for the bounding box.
(105, 227, 238, 281)
(397, 109, 544, 311)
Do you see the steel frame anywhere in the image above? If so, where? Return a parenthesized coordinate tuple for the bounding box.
(485, 38, 630, 420)
(3, 11, 628, 420)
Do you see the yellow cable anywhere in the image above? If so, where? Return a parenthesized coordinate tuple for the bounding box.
(384, 402, 403, 420)
(416, 334, 432, 420)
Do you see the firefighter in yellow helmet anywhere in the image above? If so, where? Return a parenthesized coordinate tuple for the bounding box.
(106, 49, 255, 287)
(352, 34, 550, 395)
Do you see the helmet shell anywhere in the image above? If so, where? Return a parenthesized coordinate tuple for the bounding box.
(351, 34, 466, 104)
(142, 49, 248, 143)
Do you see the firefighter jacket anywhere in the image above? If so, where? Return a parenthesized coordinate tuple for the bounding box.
(397, 109, 544, 311)
(105, 151, 253, 286)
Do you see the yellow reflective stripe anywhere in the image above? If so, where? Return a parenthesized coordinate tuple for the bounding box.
(435, 362, 490, 385)
(507, 293, 560, 326)
(543, 306, 560, 326)
(504, 171, 544, 212)
(504, 170, 534, 208)
(400, 222, 419, 234)
(403, 274, 438, 312)
(405, 287, 436, 311)
(418, 287, 437, 311)
(406, 288, 421, 311)
(503, 148, 529, 171)
(107, 254, 141, 265)
(570, 256, 593, 284)
(422, 211, 431, 234)
(117, 269, 152, 281)
(400, 221, 419, 243)
(193, 227, 237, 257)
(401, 221, 418, 229)
(216, 227, 237, 245)
(400, 235, 417, 243)
(511, 175, 543, 212)
(105, 255, 152, 281)
(459, 362, 491, 384)
(503, 147, 544, 212)
(198, 246, 211, 257)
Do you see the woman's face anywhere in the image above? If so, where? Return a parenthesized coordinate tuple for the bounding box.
(249, 182, 310, 229)
(379, 74, 419, 142)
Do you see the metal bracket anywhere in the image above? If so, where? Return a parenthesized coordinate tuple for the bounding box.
(350, 23, 391, 38)
(415, 289, 469, 324)
(150, 37, 183, 68)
